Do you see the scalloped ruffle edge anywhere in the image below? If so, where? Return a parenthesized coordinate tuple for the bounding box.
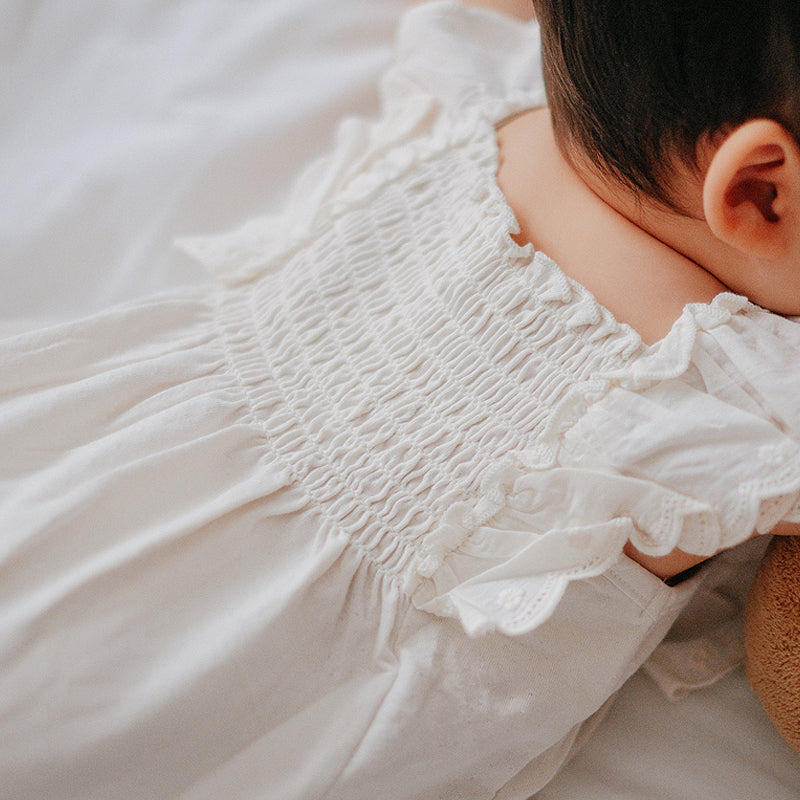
(410, 293, 800, 637)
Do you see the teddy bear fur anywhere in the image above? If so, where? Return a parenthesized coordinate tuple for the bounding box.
(745, 535, 800, 754)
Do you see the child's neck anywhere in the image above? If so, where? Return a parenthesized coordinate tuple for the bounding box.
(496, 108, 727, 345)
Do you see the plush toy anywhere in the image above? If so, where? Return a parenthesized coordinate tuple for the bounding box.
(745, 535, 800, 754)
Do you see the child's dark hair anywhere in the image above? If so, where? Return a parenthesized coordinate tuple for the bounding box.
(531, 0, 800, 210)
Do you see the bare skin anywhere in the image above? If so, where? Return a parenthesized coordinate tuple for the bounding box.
(496, 108, 727, 580)
(495, 106, 800, 579)
(496, 108, 727, 346)
(463, 0, 535, 19)
(455, 0, 800, 579)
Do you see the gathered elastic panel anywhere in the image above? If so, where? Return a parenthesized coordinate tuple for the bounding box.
(210, 119, 644, 589)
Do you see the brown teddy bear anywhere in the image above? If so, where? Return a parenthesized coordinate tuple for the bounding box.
(745, 535, 800, 754)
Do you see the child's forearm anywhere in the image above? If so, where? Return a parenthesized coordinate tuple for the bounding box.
(623, 541, 709, 582)
(625, 521, 800, 582)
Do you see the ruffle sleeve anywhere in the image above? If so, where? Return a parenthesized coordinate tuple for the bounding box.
(412, 295, 800, 637)
(385, 0, 544, 120)
(175, 1, 544, 282)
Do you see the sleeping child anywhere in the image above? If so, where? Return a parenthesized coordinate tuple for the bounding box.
(2, 1, 800, 797)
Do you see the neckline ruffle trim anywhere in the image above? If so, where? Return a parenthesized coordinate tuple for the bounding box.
(180, 99, 792, 639)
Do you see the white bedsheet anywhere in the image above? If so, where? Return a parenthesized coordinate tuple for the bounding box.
(3, 1, 799, 797)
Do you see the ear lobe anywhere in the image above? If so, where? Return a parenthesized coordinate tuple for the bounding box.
(702, 119, 800, 259)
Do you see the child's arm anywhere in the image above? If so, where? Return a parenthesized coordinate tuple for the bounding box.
(625, 521, 800, 582)
(623, 542, 708, 583)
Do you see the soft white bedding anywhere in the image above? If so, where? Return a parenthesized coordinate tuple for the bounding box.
(2, 0, 799, 796)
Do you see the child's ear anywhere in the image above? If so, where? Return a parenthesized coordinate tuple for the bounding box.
(702, 119, 800, 260)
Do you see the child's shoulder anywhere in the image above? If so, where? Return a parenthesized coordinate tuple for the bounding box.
(497, 108, 727, 345)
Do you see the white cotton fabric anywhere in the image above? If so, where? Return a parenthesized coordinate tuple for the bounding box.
(3, 2, 800, 798)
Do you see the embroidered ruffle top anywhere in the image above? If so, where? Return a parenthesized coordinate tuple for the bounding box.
(182, 3, 800, 634)
(4, 3, 800, 798)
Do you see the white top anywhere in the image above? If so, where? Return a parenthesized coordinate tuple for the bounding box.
(3, 3, 800, 798)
